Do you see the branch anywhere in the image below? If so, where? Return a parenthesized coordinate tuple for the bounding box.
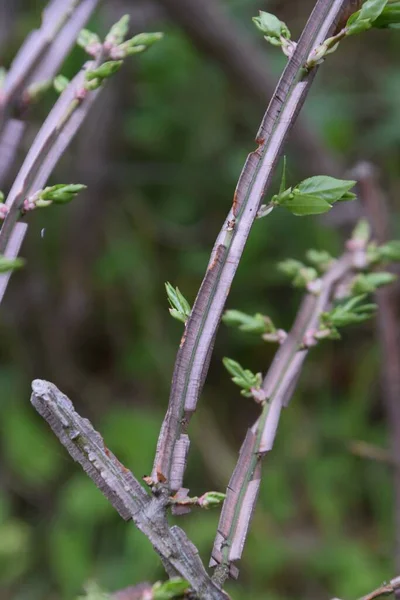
(354, 575, 400, 600)
(30, 380, 229, 600)
(210, 250, 357, 584)
(0, 0, 100, 188)
(0, 60, 103, 301)
(152, 0, 350, 492)
(0, 222, 27, 303)
(354, 161, 400, 570)
(0, 0, 99, 132)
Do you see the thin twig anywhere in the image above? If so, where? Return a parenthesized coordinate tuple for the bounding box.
(357, 575, 400, 600)
(0, 0, 97, 132)
(152, 0, 350, 493)
(354, 161, 400, 571)
(0, 0, 99, 188)
(0, 222, 27, 303)
(210, 250, 358, 584)
(30, 380, 229, 600)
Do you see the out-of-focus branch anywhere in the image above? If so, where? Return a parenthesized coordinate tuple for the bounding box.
(0, 221, 27, 303)
(152, 0, 350, 494)
(352, 574, 400, 600)
(0, 62, 102, 306)
(0, 0, 99, 131)
(0, 0, 99, 188)
(155, 0, 342, 176)
(30, 380, 229, 600)
(354, 161, 400, 571)
(210, 249, 357, 584)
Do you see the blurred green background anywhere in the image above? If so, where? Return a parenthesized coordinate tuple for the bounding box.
(0, 1, 400, 599)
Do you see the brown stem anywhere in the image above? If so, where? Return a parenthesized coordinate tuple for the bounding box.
(30, 380, 229, 600)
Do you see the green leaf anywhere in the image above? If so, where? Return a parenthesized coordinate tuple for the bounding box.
(105, 15, 130, 45)
(223, 309, 274, 335)
(352, 219, 371, 244)
(374, 2, 400, 28)
(0, 67, 6, 88)
(86, 61, 123, 82)
(253, 11, 291, 42)
(306, 249, 334, 270)
(223, 357, 262, 397)
(280, 193, 332, 216)
(152, 578, 189, 600)
(165, 282, 191, 323)
(40, 184, 86, 204)
(351, 272, 397, 294)
(0, 255, 25, 273)
(296, 176, 356, 203)
(321, 295, 377, 331)
(370, 240, 400, 263)
(77, 29, 101, 51)
(77, 581, 110, 600)
(198, 491, 226, 509)
(53, 74, 70, 94)
(347, 0, 390, 34)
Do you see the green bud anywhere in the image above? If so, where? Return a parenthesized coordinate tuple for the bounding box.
(152, 578, 189, 600)
(77, 29, 101, 51)
(351, 219, 371, 244)
(105, 15, 130, 46)
(0, 191, 4, 203)
(0, 255, 25, 274)
(223, 309, 275, 335)
(351, 272, 397, 294)
(25, 79, 52, 103)
(253, 11, 291, 43)
(198, 491, 226, 509)
(223, 357, 263, 398)
(165, 282, 191, 324)
(306, 249, 334, 271)
(0, 67, 6, 89)
(85, 61, 123, 83)
(53, 75, 70, 94)
(40, 184, 86, 204)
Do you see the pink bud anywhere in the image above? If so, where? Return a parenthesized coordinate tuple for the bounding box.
(303, 329, 318, 348)
(0, 203, 9, 219)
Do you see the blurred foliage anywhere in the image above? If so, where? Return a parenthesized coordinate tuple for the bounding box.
(0, 1, 399, 600)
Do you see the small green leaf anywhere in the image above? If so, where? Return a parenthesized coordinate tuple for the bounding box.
(77, 29, 101, 51)
(53, 75, 70, 94)
(0, 67, 6, 88)
(369, 240, 400, 263)
(105, 15, 130, 45)
(321, 295, 377, 331)
(40, 184, 86, 204)
(165, 282, 191, 323)
(280, 193, 332, 216)
(0, 256, 25, 273)
(374, 2, 400, 28)
(347, 0, 390, 34)
(351, 272, 397, 294)
(223, 309, 274, 335)
(352, 219, 371, 244)
(296, 176, 356, 203)
(86, 61, 123, 82)
(253, 11, 291, 40)
(306, 249, 334, 270)
(152, 578, 189, 600)
(25, 79, 52, 102)
(223, 357, 262, 397)
(77, 581, 109, 600)
(198, 491, 226, 509)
